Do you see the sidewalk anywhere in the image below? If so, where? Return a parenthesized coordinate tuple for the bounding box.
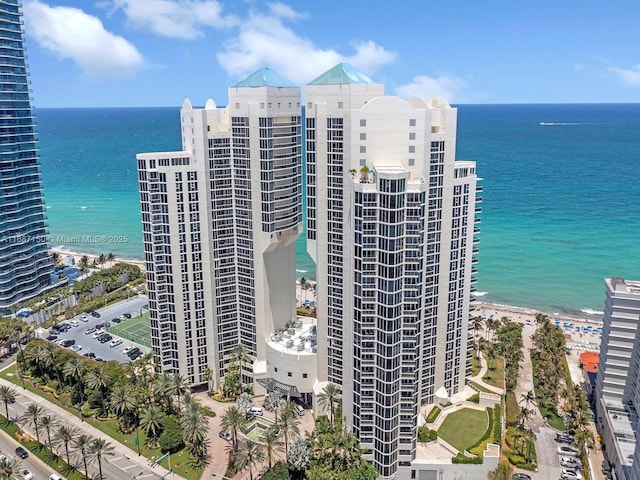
(0, 366, 176, 480)
(468, 351, 504, 395)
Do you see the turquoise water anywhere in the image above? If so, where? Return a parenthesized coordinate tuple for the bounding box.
(36, 104, 640, 316)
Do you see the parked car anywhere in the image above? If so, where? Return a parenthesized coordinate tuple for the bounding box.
(69, 319, 79, 326)
(83, 352, 96, 359)
(561, 469, 583, 479)
(79, 315, 89, 322)
(46, 335, 58, 342)
(123, 313, 132, 319)
(85, 327, 97, 335)
(110, 338, 123, 348)
(18, 468, 34, 480)
(15, 446, 29, 459)
(129, 351, 142, 360)
(49, 474, 65, 480)
(558, 445, 579, 456)
(99, 334, 113, 344)
(247, 406, 263, 416)
(556, 433, 574, 444)
(126, 347, 141, 358)
(69, 345, 82, 352)
(95, 322, 105, 329)
(512, 474, 532, 480)
(111, 317, 122, 324)
(90, 311, 101, 318)
(219, 431, 232, 441)
(59, 339, 75, 348)
(123, 346, 134, 355)
(295, 404, 305, 416)
(93, 330, 105, 339)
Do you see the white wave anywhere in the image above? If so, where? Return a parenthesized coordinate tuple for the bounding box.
(296, 269, 308, 273)
(580, 308, 604, 316)
(471, 291, 488, 297)
(45, 206, 52, 209)
(80, 206, 88, 210)
(539, 122, 599, 126)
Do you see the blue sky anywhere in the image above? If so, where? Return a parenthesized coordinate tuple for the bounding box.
(22, 0, 640, 107)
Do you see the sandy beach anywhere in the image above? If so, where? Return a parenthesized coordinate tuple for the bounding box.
(52, 247, 146, 273)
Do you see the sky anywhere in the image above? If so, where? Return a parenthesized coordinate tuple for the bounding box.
(21, 0, 640, 107)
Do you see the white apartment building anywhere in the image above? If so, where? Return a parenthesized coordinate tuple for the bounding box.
(137, 67, 302, 388)
(306, 63, 480, 480)
(595, 277, 640, 480)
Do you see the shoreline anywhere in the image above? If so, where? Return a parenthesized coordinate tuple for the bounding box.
(51, 247, 604, 324)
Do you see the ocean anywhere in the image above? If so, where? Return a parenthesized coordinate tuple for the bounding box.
(36, 104, 640, 317)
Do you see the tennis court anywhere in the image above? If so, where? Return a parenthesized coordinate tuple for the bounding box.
(107, 312, 151, 348)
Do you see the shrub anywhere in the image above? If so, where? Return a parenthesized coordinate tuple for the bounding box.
(425, 406, 441, 424)
(452, 453, 482, 464)
(201, 406, 216, 417)
(506, 390, 519, 426)
(467, 393, 480, 403)
(159, 416, 184, 453)
(418, 426, 437, 443)
(469, 407, 494, 456)
(505, 451, 525, 465)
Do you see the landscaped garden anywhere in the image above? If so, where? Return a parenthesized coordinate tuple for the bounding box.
(437, 408, 488, 452)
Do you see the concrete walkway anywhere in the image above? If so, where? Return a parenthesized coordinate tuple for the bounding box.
(0, 364, 175, 480)
(468, 351, 504, 396)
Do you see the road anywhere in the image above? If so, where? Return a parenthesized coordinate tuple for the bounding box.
(0, 427, 56, 479)
(47, 296, 150, 363)
(0, 372, 171, 480)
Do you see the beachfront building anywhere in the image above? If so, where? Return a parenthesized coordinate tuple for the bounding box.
(306, 63, 480, 480)
(0, 1, 54, 315)
(595, 277, 640, 480)
(137, 68, 302, 388)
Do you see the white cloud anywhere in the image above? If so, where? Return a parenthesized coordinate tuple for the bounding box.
(608, 65, 640, 86)
(108, 0, 237, 40)
(267, 2, 309, 20)
(217, 8, 396, 85)
(23, 1, 143, 79)
(395, 74, 467, 103)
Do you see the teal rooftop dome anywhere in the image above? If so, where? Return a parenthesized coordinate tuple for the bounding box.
(308, 63, 374, 85)
(231, 67, 297, 88)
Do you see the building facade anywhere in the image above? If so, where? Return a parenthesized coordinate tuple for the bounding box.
(0, 0, 53, 315)
(595, 277, 640, 480)
(306, 64, 480, 479)
(137, 68, 302, 387)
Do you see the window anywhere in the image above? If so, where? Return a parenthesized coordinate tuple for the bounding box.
(409, 146, 415, 153)
(409, 119, 416, 126)
(408, 158, 415, 166)
(235, 103, 240, 109)
(360, 146, 366, 153)
(360, 133, 366, 140)
(360, 119, 366, 127)
(288, 372, 292, 377)
(338, 101, 344, 109)
(360, 158, 366, 166)
(303, 373, 308, 378)
(409, 132, 416, 140)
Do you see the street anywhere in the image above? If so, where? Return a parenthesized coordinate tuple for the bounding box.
(0, 371, 171, 480)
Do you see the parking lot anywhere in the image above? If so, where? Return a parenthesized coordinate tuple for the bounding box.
(45, 296, 151, 362)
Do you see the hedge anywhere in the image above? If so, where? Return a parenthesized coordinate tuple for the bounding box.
(505, 390, 519, 426)
(426, 406, 441, 424)
(452, 453, 483, 464)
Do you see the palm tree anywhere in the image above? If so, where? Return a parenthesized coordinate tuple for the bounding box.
(236, 392, 254, 413)
(44, 343, 65, 387)
(0, 385, 17, 423)
(72, 434, 92, 478)
(520, 390, 536, 410)
(166, 373, 189, 415)
(220, 405, 247, 450)
(181, 407, 209, 457)
(277, 408, 300, 461)
(110, 385, 136, 429)
(317, 383, 341, 426)
(234, 439, 265, 480)
(140, 404, 164, 445)
(39, 415, 57, 448)
(472, 316, 484, 338)
(0, 456, 22, 479)
(107, 252, 115, 267)
(88, 437, 114, 480)
(519, 407, 533, 428)
(231, 344, 252, 391)
(78, 255, 89, 274)
(86, 367, 109, 416)
(20, 403, 44, 446)
(24, 342, 49, 376)
(263, 393, 287, 423)
(63, 357, 86, 403)
(262, 427, 283, 469)
(53, 424, 77, 465)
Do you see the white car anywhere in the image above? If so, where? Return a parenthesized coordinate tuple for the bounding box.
(93, 330, 105, 339)
(123, 345, 134, 355)
(19, 469, 34, 480)
(0, 454, 7, 463)
(79, 315, 89, 322)
(562, 469, 583, 479)
(69, 345, 82, 352)
(69, 319, 80, 326)
(110, 338, 122, 348)
(557, 445, 579, 456)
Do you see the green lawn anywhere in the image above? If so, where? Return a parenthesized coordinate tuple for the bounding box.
(483, 355, 505, 389)
(437, 408, 489, 452)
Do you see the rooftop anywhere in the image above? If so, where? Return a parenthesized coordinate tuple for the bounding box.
(268, 317, 317, 355)
(231, 67, 297, 88)
(605, 403, 637, 466)
(308, 62, 374, 86)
